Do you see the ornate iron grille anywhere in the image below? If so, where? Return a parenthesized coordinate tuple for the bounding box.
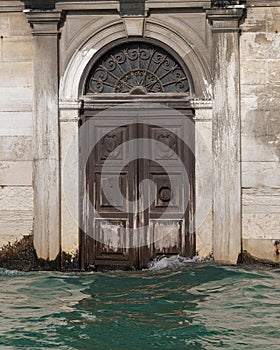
(85, 42, 190, 94)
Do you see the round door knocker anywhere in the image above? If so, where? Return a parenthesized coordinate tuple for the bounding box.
(159, 186, 172, 202)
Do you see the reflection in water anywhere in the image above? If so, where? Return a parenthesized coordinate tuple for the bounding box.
(0, 261, 280, 349)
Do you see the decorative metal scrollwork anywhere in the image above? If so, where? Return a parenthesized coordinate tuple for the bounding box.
(85, 42, 190, 94)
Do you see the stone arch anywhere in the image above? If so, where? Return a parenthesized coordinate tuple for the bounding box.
(144, 18, 212, 99)
(59, 19, 212, 102)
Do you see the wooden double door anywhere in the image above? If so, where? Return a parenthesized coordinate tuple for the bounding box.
(80, 107, 195, 270)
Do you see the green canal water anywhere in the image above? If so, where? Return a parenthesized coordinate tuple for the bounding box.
(1, 257, 280, 350)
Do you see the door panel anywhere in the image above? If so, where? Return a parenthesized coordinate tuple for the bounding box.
(94, 219, 130, 258)
(81, 109, 195, 270)
(150, 220, 183, 255)
(96, 173, 128, 213)
(84, 116, 137, 269)
(149, 173, 183, 213)
(138, 113, 194, 268)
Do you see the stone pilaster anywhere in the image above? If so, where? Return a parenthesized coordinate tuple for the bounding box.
(206, 8, 245, 263)
(25, 11, 62, 261)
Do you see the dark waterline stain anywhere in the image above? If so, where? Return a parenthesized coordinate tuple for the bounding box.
(0, 235, 79, 272)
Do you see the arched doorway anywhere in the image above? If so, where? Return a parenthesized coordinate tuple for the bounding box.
(79, 39, 195, 270)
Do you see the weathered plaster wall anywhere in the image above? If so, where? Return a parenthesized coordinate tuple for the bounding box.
(240, 6, 280, 262)
(0, 9, 33, 247)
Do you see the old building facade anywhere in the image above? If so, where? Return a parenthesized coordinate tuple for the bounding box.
(0, 0, 279, 269)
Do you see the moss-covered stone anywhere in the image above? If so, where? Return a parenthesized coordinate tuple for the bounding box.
(0, 235, 79, 272)
(239, 250, 280, 268)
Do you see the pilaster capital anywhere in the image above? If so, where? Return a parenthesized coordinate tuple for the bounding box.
(206, 8, 245, 33)
(24, 10, 63, 36)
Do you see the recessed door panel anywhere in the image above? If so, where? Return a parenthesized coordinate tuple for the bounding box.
(149, 173, 183, 213)
(96, 173, 128, 213)
(95, 126, 127, 165)
(94, 219, 130, 258)
(150, 220, 183, 256)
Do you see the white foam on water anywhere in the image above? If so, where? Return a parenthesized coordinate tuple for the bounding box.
(0, 268, 25, 276)
(147, 255, 206, 271)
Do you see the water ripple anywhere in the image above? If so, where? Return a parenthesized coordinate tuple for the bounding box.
(0, 263, 280, 349)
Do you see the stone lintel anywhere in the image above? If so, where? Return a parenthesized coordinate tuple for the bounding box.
(206, 8, 245, 33)
(24, 10, 62, 35)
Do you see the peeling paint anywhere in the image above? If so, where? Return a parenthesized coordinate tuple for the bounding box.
(203, 77, 213, 99)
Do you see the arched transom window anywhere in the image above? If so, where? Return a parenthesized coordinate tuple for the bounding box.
(85, 42, 190, 95)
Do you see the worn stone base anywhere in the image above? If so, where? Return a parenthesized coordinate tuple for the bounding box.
(242, 238, 280, 264)
(0, 235, 79, 271)
(2, 236, 280, 271)
(239, 250, 280, 268)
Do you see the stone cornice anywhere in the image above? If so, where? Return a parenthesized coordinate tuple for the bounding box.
(246, 0, 280, 7)
(146, 0, 211, 9)
(59, 100, 82, 110)
(190, 99, 213, 109)
(54, 1, 211, 12)
(0, 1, 24, 12)
(1, 0, 279, 14)
(206, 8, 245, 33)
(55, 1, 119, 11)
(24, 10, 63, 35)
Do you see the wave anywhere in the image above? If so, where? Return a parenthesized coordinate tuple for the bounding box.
(0, 268, 25, 276)
(147, 255, 212, 271)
